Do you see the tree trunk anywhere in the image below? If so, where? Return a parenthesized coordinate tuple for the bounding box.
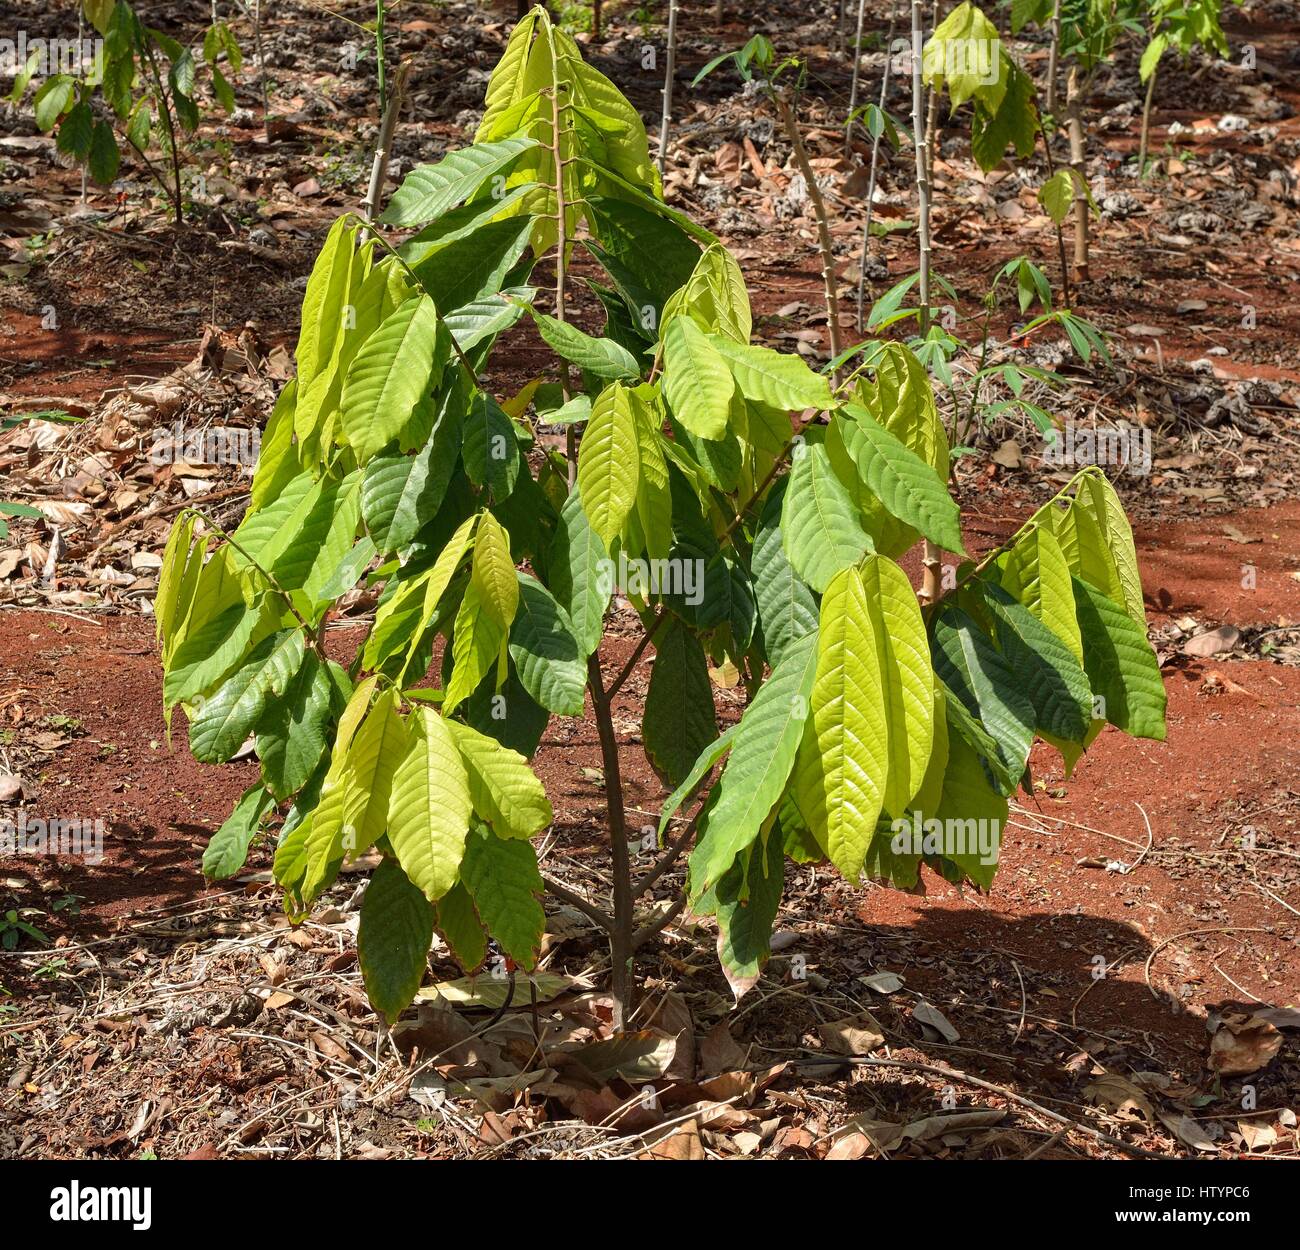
(1065, 65, 1090, 286)
(1138, 62, 1158, 179)
(657, 0, 679, 176)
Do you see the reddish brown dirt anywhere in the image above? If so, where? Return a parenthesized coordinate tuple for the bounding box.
(1, 497, 1295, 1081)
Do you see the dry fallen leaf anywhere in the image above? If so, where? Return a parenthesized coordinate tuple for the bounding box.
(1209, 1014, 1283, 1076)
(818, 1011, 885, 1056)
(1085, 1073, 1157, 1123)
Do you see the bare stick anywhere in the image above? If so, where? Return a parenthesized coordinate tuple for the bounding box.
(775, 89, 845, 370)
(657, 0, 679, 177)
(910, 0, 941, 603)
(844, 0, 869, 158)
(855, 10, 896, 330)
(358, 59, 410, 242)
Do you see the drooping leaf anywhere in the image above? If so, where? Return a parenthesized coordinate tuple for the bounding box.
(708, 335, 834, 412)
(752, 479, 819, 668)
(342, 295, 447, 464)
(576, 382, 640, 548)
(459, 825, 545, 968)
(714, 832, 784, 1001)
(837, 403, 965, 556)
(662, 314, 734, 440)
(931, 607, 1035, 795)
(445, 718, 552, 840)
(1072, 576, 1167, 741)
(202, 783, 274, 880)
(689, 629, 818, 897)
(781, 443, 872, 593)
(508, 573, 585, 716)
(359, 857, 435, 1019)
(643, 617, 717, 788)
(387, 705, 473, 901)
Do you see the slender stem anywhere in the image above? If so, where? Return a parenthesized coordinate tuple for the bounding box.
(775, 88, 844, 374)
(588, 652, 635, 1030)
(657, 0, 678, 177)
(1045, 0, 1062, 116)
(843, 0, 869, 158)
(910, 0, 941, 603)
(1137, 62, 1158, 180)
(545, 36, 578, 486)
(633, 809, 701, 899)
(540, 875, 614, 932)
(1036, 116, 1074, 307)
(632, 894, 687, 949)
(359, 60, 409, 242)
(1065, 65, 1090, 286)
(139, 36, 184, 226)
(855, 11, 896, 331)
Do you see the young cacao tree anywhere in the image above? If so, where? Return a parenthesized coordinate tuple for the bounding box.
(157, 6, 1166, 1031)
(14, 0, 242, 224)
(1137, 0, 1237, 177)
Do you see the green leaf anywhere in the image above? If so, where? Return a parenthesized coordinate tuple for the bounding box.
(463, 392, 522, 497)
(980, 581, 1092, 742)
(471, 511, 519, 630)
(689, 629, 818, 897)
(781, 443, 872, 594)
(1038, 169, 1075, 226)
(341, 688, 409, 858)
(381, 136, 539, 227)
(362, 392, 464, 553)
(359, 857, 435, 1019)
(548, 488, 610, 658)
(387, 706, 473, 901)
(662, 315, 734, 440)
(446, 719, 552, 840)
(643, 617, 717, 788)
(189, 629, 307, 763)
(1077, 471, 1147, 629)
(33, 75, 75, 130)
(56, 100, 93, 159)
(791, 565, 889, 880)
(532, 313, 641, 381)
(460, 826, 545, 968)
(508, 573, 585, 716)
(577, 382, 640, 548)
(931, 607, 1035, 794)
(999, 522, 1083, 665)
(752, 479, 819, 668)
(256, 653, 339, 800)
(341, 295, 447, 463)
(163, 592, 276, 710)
(412, 216, 534, 316)
(708, 335, 834, 411)
(435, 882, 486, 972)
(203, 783, 274, 880)
(668, 243, 751, 343)
(837, 403, 965, 555)
(87, 120, 120, 185)
(713, 832, 784, 1000)
(1072, 576, 1167, 741)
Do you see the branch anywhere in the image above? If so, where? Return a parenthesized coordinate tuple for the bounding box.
(632, 893, 688, 949)
(540, 874, 614, 933)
